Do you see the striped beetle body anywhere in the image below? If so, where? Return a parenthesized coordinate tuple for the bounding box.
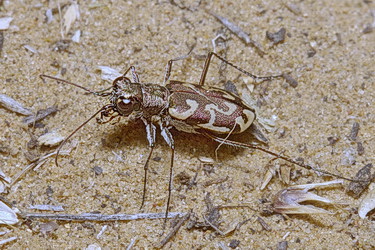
(168, 82, 255, 135)
(41, 52, 356, 223)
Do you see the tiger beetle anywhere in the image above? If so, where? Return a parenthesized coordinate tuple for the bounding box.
(40, 52, 358, 223)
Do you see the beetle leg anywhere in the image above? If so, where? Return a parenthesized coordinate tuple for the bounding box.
(120, 66, 140, 83)
(158, 121, 176, 223)
(163, 49, 194, 85)
(199, 52, 283, 86)
(140, 146, 154, 209)
(140, 118, 157, 209)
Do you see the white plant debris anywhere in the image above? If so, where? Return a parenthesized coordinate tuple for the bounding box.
(0, 237, 17, 246)
(96, 225, 107, 239)
(71, 29, 81, 43)
(358, 183, 375, 219)
(28, 204, 64, 212)
(63, 3, 80, 35)
(0, 230, 12, 236)
(0, 17, 13, 30)
(86, 244, 102, 250)
(198, 156, 215, 164)
(260, 167, 275, 190)
(126, 237, 138, 250)
(0, 168, 11, 194)
(37, 131, 64, 147)
(0, 201, 18, 225)
(0, 94, 33, 116)
(45, 9, 54, 23)
(97, 66, 122, 82)
(341, 147, 356, 166)
(271, 180, 344, 214)
(23, 44, 38, 54)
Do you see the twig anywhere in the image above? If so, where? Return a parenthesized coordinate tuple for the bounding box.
(10, 141, 77, 187)
(22, 105, 58, 125)
(126, 237, 138, 250)
(207, 10, 265, 56)
(23, 212, 187, 222)
(155, 212, 191, 248)
(203, 214, 225, 236)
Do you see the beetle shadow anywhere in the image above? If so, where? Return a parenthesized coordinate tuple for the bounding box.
(97, 119, 269, 171)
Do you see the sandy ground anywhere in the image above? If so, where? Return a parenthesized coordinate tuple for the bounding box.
(1, 0, 374, 249)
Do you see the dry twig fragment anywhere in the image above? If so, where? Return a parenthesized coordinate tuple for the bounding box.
(24, 211, 187, 221)
(28, 204, 64, 212)
(10, 141, 77, 187)
(22, 105, 58, 125)
(207, 11, 265, 56)
(155, 213, 190, 248)
(282, 73, 298, 88)
(0, 236, 17, 246)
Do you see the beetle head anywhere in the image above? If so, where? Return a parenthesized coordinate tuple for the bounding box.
(109, 76, 143, 118)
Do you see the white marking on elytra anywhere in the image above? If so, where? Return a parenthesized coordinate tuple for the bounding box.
(235, 109, 255, 133)
(198, 101, 237, 132)
(218, 90, 236, 101)
(169, 99, 199, 120)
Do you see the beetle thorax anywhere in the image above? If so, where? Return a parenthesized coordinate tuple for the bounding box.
(139, 83, 170, 118)
(110, 78, 169, 119)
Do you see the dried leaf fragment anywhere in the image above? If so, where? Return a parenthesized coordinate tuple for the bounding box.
(0, 94, 33, 115)
(271, 180, 343, 214)
(266, 28, 286, 45)
(0, 201, 18, 225)
(97, 66, 122, 82)
(63, 3, 80, 34)
(0, 17, 13, 30)
(71, 30, 81, 43)
(347, 163, 374, 198)
(40, 221, 59, 235)
(38, 131, 64, 147)
(348, 122, 360, 141)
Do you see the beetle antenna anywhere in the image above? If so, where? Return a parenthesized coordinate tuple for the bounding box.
(40, 74, 111, 96)
(55, 105, 113, 168)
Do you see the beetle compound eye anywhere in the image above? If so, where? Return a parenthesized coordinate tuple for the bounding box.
(117, 98, 134, 115)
